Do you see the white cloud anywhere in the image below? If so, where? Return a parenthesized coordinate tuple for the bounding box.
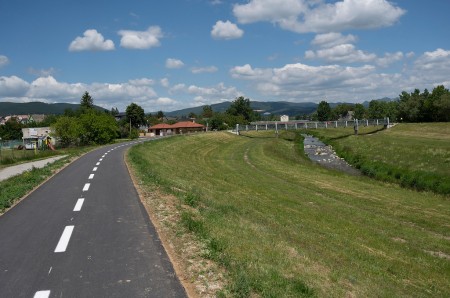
(306, 44, 377, 63)
(211, 20, 244, 40)
(0, 55, 9, 67)
(233, 0, 405, 33)
(69, 29, 115, 52)
(306, 33, 404, 66)
(376, 52, 403, 67)
(413, 48, 450, 85)
(169, 82, 242, 104)
(0, 76, 30, 97)
(166, 58, 185, 69)
(160, 78, 170, 88)
(128, 78, 155, 86)
(191, 66, 218, 74)
(311, 32, 357, 48)
(118, 26, 163, 49)
(154, 97, 178, 105)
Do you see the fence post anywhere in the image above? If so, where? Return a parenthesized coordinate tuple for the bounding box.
(285, 123, 288, 130)
(335, 121, 338, 128)
(256, 124, 258, 131)
(236, 124, 240, 135)
(305, 122, 308, 129)
(315, 122, 318, 129)
(266, 124, 268, 130)
(366, 119, 369, 126)
(376, 119, 379, 126)
(295, 123, 298, 130)
(325, 122, 328, 128)
(345, 121, 348, 127)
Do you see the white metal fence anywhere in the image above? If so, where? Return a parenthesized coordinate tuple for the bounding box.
(234, 118, 390, 134)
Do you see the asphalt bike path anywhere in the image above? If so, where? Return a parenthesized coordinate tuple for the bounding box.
(0, 140, 186, 297)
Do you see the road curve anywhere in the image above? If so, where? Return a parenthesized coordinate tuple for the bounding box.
(0, 140, 187, 298)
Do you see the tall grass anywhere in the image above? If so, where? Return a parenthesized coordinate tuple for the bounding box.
(129, 131, 450, 297)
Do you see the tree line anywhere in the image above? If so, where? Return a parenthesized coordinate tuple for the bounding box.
(315, 85, 450, 122)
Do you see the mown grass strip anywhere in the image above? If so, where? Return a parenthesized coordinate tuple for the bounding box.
(129, 130, 450, 297)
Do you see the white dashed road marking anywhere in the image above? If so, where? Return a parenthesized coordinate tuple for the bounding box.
(54, 226, 74, 253)
(34, 290, 51, 298)
(96, 162, 100, 166)
(73, 199, 84, 212)
(88, 174, 94, 179)
(82, 183, 90, 192)
(93, 167, 98, 171)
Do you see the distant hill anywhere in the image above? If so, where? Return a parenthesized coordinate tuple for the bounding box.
(0, 102, 106, 116)
(164, 101, 319, 117)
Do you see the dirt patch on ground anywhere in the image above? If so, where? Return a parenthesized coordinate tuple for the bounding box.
(125, 154, 228, 298)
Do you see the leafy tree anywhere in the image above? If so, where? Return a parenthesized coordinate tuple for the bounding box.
(110, 107, 119, 116)
(126, 103, 146, 128)
(226, 96, 257, 124)
(79, 111, 118, 145)
(202, 105, 213, 118)
(51, 116, 81, 147)
(436, 93, 450, 122)
(188, 112, 197, 119)
(367, 100, 385, 119)
(80, 91, 94, 112)
(0, 118, 23, 140)
(353, 103, 366, 119)
(332, 103, 353, 120)
(156, 110, 165, 120)
(317, 101, 331, 121)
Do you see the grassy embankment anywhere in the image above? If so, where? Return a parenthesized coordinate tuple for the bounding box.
(305, 123, 450, 194)
(128, 128, 450, 297)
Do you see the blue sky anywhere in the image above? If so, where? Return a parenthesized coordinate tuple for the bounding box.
(1, 0, 450, 113)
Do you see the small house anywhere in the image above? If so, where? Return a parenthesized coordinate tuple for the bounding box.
(22, 127, 55, 150)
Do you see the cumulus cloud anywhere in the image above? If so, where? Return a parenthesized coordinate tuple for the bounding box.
(233, 0, 405, 33)
(413, 48, 450, 85)
(0, 55, 9, 67)
(0, 76, 30, 97)
(305, 44, 377, 63)
(160, 78, 170, 88)
(191, 66, 218, 74)
(169, 82, 242, 105)
(311, 32, 357, 48)
(165, 58, 185, 69)
(211, 20, 244, 40)
(118, 26, 163, 49)
(306, 32, 404, 66)
(69, 29, 115, 51)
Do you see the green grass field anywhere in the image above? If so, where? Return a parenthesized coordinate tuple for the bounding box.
(128, 128, 450, 297)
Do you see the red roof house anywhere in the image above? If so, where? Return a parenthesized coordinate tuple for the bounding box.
(149, 121, 205, 136)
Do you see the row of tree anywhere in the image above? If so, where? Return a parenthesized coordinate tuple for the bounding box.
(314, 85, 450, 122)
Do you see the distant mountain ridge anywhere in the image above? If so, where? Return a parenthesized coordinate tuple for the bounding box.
(0, 102, 106, 116)
(164, 101, 320, 117)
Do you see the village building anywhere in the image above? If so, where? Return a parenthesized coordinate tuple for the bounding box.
(22, 127, 55, 150)
(148, 121, 205, 136)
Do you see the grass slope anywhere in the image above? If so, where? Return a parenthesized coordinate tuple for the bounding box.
(306, 123, 450, 194)
(129, 130, 450, 297)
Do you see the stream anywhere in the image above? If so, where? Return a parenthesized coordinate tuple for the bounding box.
(303, 134, 361, 176)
